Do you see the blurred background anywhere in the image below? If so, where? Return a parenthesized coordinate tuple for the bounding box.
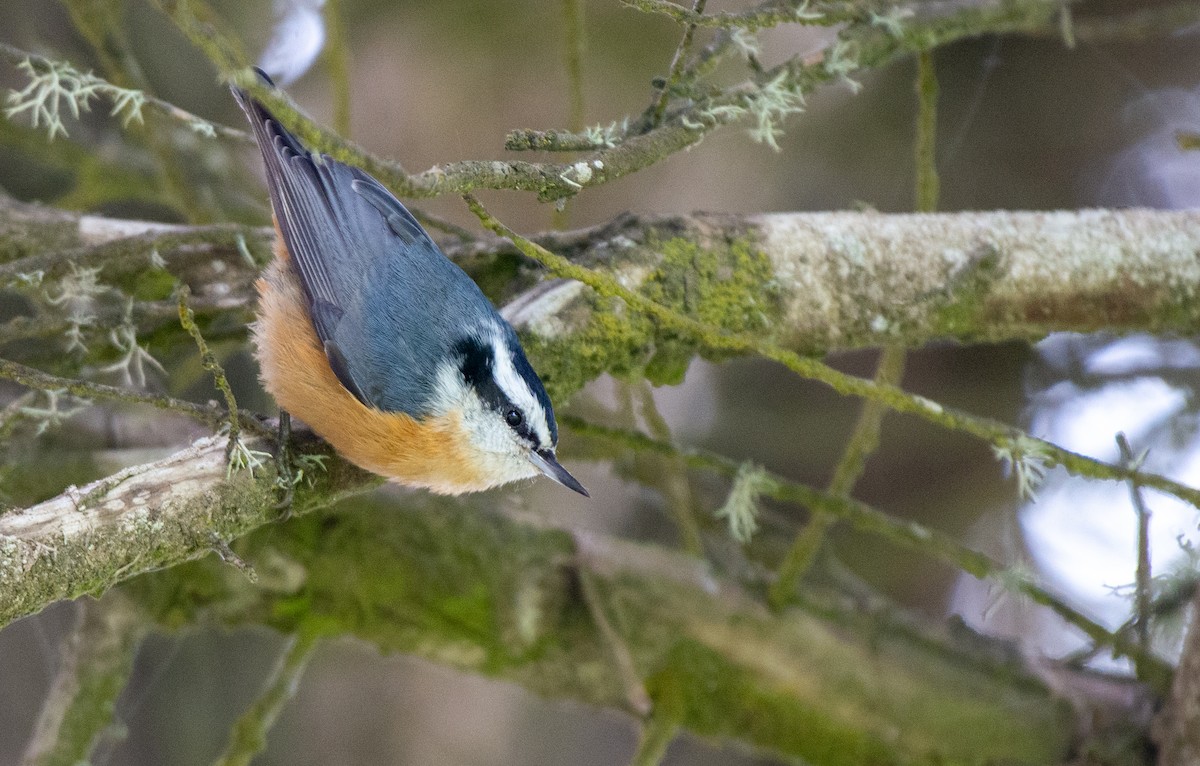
(2, 0, 1200, 764)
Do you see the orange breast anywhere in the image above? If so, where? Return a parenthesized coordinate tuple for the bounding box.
(254, 256, 492, 494)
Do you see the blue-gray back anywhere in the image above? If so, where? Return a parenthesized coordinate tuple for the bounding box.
(234, 85, 502, 416)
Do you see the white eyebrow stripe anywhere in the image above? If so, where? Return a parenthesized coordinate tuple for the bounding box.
(489, 329, 550, 447)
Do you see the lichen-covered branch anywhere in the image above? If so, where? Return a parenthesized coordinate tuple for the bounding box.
(482, 208, 1200, 348)
(0, 432, 363, 627)
(473, 200, 1200, 516)
(12, 200, 1200, 353)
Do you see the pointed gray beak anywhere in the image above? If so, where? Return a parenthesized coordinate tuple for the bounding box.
(529, 449, 589, 497)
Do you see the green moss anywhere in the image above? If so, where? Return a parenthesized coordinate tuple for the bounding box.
(523, 301, 657, 402)
(523, 233, 785, 399)
(2, 471, 275, 627)
(254, 499, 581, 669)
(642, 235, 782, 335)
(647, 640, 898, 766)
(131, 268, 177, 301)
(930, 246, 1002, 340)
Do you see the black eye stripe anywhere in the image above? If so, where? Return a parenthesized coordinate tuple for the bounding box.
(456, 336, 540, 444)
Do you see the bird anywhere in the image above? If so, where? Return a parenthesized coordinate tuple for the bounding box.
(231, 69, 587, 497)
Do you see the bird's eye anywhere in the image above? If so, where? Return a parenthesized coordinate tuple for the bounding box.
(505, 409, 524, 428)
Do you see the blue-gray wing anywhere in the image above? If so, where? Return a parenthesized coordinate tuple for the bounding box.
(233, 82, 498, 415)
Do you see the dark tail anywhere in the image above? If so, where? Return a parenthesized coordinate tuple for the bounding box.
(230, 67, 308, 162)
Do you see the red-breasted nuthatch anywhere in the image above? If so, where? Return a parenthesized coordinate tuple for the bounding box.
(232, 71, 587, 497)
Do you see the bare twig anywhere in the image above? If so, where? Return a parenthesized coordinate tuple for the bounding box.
(177, 286, 243, 456)
(648, 0, 708, 128)
(1117, 433, 1153, 660)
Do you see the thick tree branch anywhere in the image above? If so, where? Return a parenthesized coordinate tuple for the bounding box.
(7, 197, 1197, 350)
(0, 432, 366, 627)
(119, 487, 1086, 765)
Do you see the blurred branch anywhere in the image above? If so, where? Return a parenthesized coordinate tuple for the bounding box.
(562, 415, 1169, 683)
(1117, 433, 1154, 672)
(768, 345, 905, 606)
(149, 0, 1089, 203)
(211, 633, 318, 766)
(562, 0, 587, 133)
(1044, 0, 1200, 43)
(628, 711, 678, 766)
(0, 357, 271, 437)
(322, 0, 352, 137)
(118, 492, 1122, 765)
(18, 592, 147, 766)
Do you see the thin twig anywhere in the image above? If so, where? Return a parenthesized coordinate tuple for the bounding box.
(211, 633, 318, 766)
(322, 0, 352, 137)
(769, 345, 905, 607)
(561, 415, 1170, 678)
(577, 567, 652, 716)
(563, 0, 587, 133)
(178, 285, 243, 455)
(0, 357, 269, 436)
(638, 382, 704, 555)
(913, 49, 939, 212)
(648, 0, 707, 128)
(1117, 432, 1153, 659)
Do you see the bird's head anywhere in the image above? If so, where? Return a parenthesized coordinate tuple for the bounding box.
(428, 323, 587, 496)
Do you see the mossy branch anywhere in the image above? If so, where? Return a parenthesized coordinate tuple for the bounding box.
(128, 490, 1086, 765)
(0, 431, 360, 628)
(465, 195, 1200, 519)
